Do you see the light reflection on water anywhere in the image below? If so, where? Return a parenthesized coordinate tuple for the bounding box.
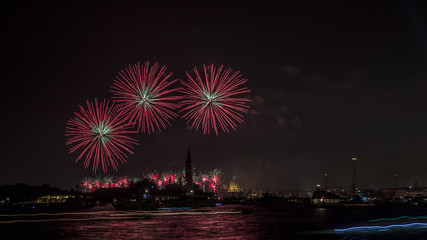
(3, 205, 427, 239)
(68, 209, 259, 240)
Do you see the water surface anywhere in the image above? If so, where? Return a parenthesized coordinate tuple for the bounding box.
(2, 205, 427, 239)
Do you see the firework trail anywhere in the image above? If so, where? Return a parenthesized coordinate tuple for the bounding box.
(66, 98, 138, 173)
(111, 61, 180, 134)
(180, 64, 251, 135)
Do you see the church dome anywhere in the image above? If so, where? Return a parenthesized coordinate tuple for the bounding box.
(228, 175, 241, 193)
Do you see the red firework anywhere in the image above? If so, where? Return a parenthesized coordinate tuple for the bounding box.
(209, 182, 217, 192)
(66, 98, 138, 173)
(180, 64, 251, 135)
(111, 61, 180, 134)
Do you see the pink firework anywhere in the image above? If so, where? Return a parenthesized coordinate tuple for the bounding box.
(209, 182, 217, 192)
(199, 171, 209, 183)
(66, 98, 138, 173)
(211, 175, 219, 184)
(194, 179, 203, 186)
(111, 61, 180, 134)
(146, 171, 160, 182)
(207, 169, 222, 192)
(161, 171, 175, 185)
(169, 173, 177, 183)
(180, 64, 251, 135)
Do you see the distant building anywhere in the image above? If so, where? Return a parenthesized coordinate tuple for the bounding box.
(381, 187, 427, 198)
(36, 194, 78, 204)
(228, 176, 242, 193)
(311, 191, 341, 205)
(329, 186, 352, 198)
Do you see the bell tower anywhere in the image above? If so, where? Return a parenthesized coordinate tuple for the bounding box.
(185, 146, 193, 192)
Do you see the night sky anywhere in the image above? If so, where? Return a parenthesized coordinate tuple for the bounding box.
(2, 1, 427, 192)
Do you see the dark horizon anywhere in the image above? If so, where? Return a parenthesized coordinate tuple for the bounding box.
(2, 1, 427, 192)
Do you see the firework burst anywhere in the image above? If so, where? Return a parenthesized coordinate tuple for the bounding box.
(180, 64, 251, 135)
(209, 169, 223, 184)
(66, 98, 138, 173)
(111, 61, 180, 134)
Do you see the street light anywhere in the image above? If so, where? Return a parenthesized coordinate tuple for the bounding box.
(351, 157, 357, 195)
(324, 173, 328, 191)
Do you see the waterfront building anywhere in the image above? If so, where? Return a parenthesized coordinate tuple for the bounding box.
(228, 176, 242, 193)
(311, 191, 341, 205)
(36, 194, 79, 204)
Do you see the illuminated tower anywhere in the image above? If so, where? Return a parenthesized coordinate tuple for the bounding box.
(351, 157, 357, 194)
(185, 146, 193, 192)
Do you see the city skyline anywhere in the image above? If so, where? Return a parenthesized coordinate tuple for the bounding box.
(2, 1, 427, 192)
